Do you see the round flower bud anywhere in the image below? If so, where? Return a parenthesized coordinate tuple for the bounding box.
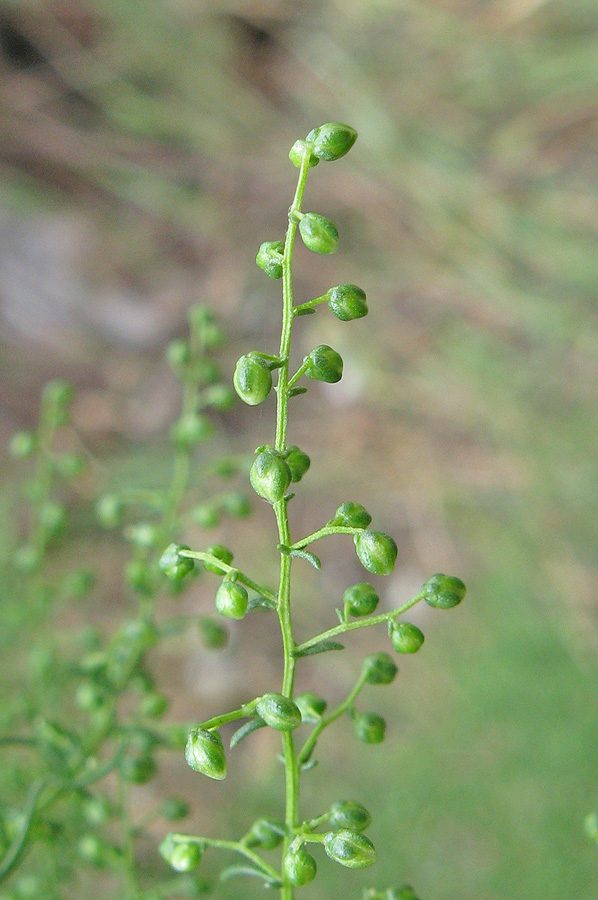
(204, 383, 236, 410)
(233, 354, 273, 406)
(199, 617, 229, 650)
(9, 431, 37, 458)
(343, 582, 379, 618)
(159, 544, 195, 580)
(160, 835, 204, 873)
(39, 502, 67, 540)
(191, 503, 221, 528)
(331, 501, 372, 528)
(185, 727, 226, 780)
(170, 413, 213, 448)
(283, 845, 317, 886)
(289, 139, 319, 169)
(422, 573, 466, 609)
(295, 691, 327, 723)
(584, 812, 598, 843)
(354, 531, 397, 575)
(203, 544, 234, 574)
(78, 834, 106, 866)
(166, 338, 190, 372)
(256, 692, 302, 731)
(307, 122, 358, 161)
(328, 800, 372, 832)
(221, 492, 251, 518)
(82, 796, 111, 826)
(96, 494, 123, 529)
(125, 522, 159, 549)
(304, 345, 343, 383)
(323, 829, 377, 869)
(139, 692, 169, 719)
(286, 445, 311, 483)
(327, 284, 368, 321)
(390, 622, 424, 654)
(246, 818, 285, 850)
(120, 755, 156, 784)
(362, 652, 398, 685)
(215, 580, 248, 619)
(250, 450, 292, 504)
(75, 683, 106, 712)
(13, 545, 41, 573)
(256, 240, 285, 279)
(124, 558, 153, 595)
(353, 712, 386, 744)
(299, 212, 339, 255)
(55, 452, 86, 479)
(161, 798, 190, 821)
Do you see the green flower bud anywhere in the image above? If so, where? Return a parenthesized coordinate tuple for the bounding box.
(233, 354, 273, 406)
(422, 573, 466, 609)
(120, 755, 156, 784)
(330, 501, 372, 528)
(82, 795, 111, 826)
(125, 522, 159, 549)
(215, 580, 248, 619)
(295, 691, 327, 723)
(160, 835, 204, 873)
(343, 582, 379, 618)
(304, 345, 343, 383)
(286, 445, 311, 483)
(323, 829, 377, 869)
(299, 213, 339, 255)
(283, 845, 317, 886)
(9, 431, 37, 458)
(246, 818, 285, 849)
(327, 284, 368, 321)
(362, 651, 398, 685)
(124, 558, 153, 595)
(387, 886, 421, 900)
(220, 491, 251, 518)
(328, 800, 372, 832)
(289, 139, 319, 169)
(139, 692, 169, 719)
(55, 452, 86, 478)
(185, 727, 226, 779)
(256, 240, 285, 279)
(75, 683, 106, 712)
(166, 338, 190, 371)
(191, 503, 221, 528)
(203, 544, 234, 574)
(96, 494, 123, 529)
(354, 531, 397, 575)
(250, 450, 292, 504)
(39, 502, 67, 540)
(307, 122, 358, 161)
(256, 692, 302, 730)
(159, 543, 195, 580)
(170, 413, 213, 448)
(353, 712, 386, 744)
(584, 812, 598, 843)
(78, 834, 106, 866)
(204, 383, 236, 410)
(390, 622, 424, 654)
(13, 545, 41, 573)
(161, 798, 190, 821)
(198, 617, 229, 650)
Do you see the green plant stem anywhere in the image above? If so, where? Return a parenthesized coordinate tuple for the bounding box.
(296, 592, 425, 654)
(119, 776, 139, 900)
(297, 670, 369, 766)
(0, 780, 46, 881)
(199, 700, 258, 731)
(293, 294, 329, 315)
(290, 524, 363, 550)
(169, 834, 281, 883)
(178, 550, 278, 605)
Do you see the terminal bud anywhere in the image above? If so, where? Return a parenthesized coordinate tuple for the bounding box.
(307, 122, 358, 161)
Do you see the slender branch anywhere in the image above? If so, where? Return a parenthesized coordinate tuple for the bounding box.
(199, 700, 258, 731)
(168, 834, 281, 883)
(290, 524, 362, 550)
(178, 550, 278, 605)
(297, 670, 369, 766)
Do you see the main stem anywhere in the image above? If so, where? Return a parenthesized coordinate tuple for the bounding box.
(274, 151, 311, 900)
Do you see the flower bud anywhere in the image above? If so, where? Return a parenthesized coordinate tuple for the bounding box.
(191, 503, 221, 528)
(233, 354, 273, 406)
(330, 501, 372, 528)
(422, 573, 466, 609)
(96, 494, 123, 529)
(185, 727, 226, 780)
(9, 431, 37, 458)
(307, 122, 358, 161)
(55, 452, 86, 478)
(304, 345, 343, 383)
(75, 683, 106, 712)
(390, 622, 424, 654)
(215, 580, 248, 619)
(170, 413, 213, 448)
(125, 522, 159, 549)
(354, 531, 397, 575)
(256, 240, 285, 279)
(299, 213, 339, 255)
(198, 617, 229, 650)
(39, 502, 67, 540)
(159, 544, 195, 580)
(124, 558, 153, 595)
(295, 691, 327, 722)
(139, 692, 169, 718)
(328, 800, 371, 832)
(166, 338, 190, 371)
(161, 798, 190, 821)
(289, 139, 319, 169)
(323, 829, 377, 869)
(120, 755, 156, 784)
(246, 818, 285, 849)
(353, 712, 386, 744)
(256, 692, 302, 730)
(250, 450, 292, 504)
(283, 845, 317, 886)
(362, 652, 398, 685)
(13, 545, 41, 573)
(327, 284, 368, 321)
(204, 384, 236, 410)
(387, 887, 421, 900)
(286, 445, 311, 483)
(160, 835, 204, 873)
(221, 491, 251, 518)
(584, 812, 598, 843)
(78, 834, 106, 867)
(343, 582, 379, 618)
(203, 544, 234, 574)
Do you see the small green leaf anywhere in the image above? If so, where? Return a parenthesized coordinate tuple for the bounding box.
(230, 718, 267, 750)
(293, 640, 345, 658)
(289, 548, 321, 569)
(220, 865, 281, 886)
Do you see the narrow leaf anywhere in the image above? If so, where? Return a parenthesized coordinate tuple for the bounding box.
(289, 548, 321, 569)
(220, 865, 280, 886)
(247, 595, 277, 611)
(230, 718, 266, 750)
(293, 640, 345, 658)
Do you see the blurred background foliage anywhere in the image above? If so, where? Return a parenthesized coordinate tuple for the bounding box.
(1, 0, 598, 898)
